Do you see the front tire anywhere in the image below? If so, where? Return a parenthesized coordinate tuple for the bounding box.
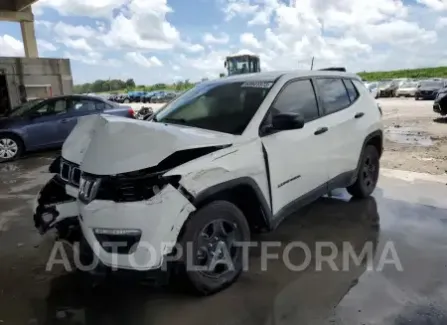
(176, 201, 250, 295)
(347, 145, 380, 199)
(0, 135, 23, 162)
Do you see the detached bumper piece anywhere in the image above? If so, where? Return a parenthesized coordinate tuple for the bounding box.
(33, 176, 80, 241)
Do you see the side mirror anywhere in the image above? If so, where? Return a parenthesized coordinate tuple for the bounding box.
(271, 112, 305, 131)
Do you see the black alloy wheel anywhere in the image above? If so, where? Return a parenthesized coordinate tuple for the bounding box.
(347, 145, 380, 198)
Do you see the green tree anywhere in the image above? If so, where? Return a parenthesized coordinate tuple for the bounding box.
(125, 78, 136, 89)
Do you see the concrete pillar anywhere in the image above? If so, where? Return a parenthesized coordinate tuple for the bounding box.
(20, 7, 38, 58)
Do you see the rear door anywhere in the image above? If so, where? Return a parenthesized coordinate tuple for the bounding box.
(261, 78, 330, 215)
(313, 77, 362, 183)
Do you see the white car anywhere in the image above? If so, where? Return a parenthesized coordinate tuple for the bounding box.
(396, 82, 418, 97)
(33, 70, 383, 295)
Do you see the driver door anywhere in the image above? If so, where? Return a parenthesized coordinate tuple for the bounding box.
(260, 79, 330, 216)
(24, 98, 70, 149)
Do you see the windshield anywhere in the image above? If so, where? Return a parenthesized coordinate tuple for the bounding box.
(7, 99, 44, 117)
(226, 56, 260, 75)
(155, 80, 273, 134)
(420, 81, 443, 88)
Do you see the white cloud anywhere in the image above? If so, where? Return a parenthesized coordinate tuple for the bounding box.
(63, 38, 93, 52)
(33, 0, 127, 18)
(125, 52, 164, 68)
(203, 33, 230, 44)
(64, 51, 102, 65)
(102, 0, 180, 51)
(240, 33, 261, 49)
(37, 39, 58, 52)
(178, 42, 205, 53)
(417, 0, 447, 11)
(210, 0, 443, 73)
(436, 17, 447, 28)
(53, 21, 97, 39)
(222, 0, 259, 21)
(29, 0, 447, 84)
(0, 35, 24, 57)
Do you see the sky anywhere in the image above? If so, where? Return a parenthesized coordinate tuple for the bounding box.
(0, 0, 447, 85)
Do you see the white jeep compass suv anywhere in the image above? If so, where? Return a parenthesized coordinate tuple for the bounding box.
(34, 70, 383, 295)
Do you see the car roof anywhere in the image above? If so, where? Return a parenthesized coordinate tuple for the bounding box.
(206, 70, 361, 84)
(47, 94, 108, 101)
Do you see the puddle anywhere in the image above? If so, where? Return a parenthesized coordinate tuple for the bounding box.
(385, 127, 433, 146)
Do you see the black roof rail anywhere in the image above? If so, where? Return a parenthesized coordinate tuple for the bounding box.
(318, 67, 347, 72)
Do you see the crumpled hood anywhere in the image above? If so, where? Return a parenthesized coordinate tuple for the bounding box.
(62, 114, 235, 175)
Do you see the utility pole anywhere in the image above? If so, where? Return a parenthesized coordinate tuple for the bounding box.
(310, 57, 315, 70)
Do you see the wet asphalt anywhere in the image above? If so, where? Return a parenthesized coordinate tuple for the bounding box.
(1, 152, 447, 325)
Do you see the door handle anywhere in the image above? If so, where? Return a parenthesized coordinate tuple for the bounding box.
(354, 112, 365, 119)
(60, 118, 69, 123)
(314, 127, 328, 135)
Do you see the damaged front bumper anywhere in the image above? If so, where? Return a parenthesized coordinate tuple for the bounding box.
(33, 175, 80, 240)
(78, 184, 196, 271)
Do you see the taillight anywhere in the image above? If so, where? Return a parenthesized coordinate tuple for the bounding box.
(128, 108, 134, 118)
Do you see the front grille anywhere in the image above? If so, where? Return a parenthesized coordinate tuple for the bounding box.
(97, 175, 164, 202)
(60, 159, 81, 187)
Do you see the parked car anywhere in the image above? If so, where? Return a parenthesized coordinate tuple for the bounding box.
(33, 70, 383, 295)
(415, 80, 445, 100)
(0, 95, 134, 162)
(395, 81, 418, 97)
(150, 91, 168, 103)
(433, 86, 447, 116)
(142, 91, 159, 103)
(128, 91, 146, 103)
(365, 82, 379, 99)
(377, 80, 398, 97)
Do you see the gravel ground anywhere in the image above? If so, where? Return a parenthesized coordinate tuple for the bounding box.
(379, 98, 447, 175)
(129, 99, 447, 175)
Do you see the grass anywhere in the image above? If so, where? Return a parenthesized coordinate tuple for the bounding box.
(358, 66, 447, 81)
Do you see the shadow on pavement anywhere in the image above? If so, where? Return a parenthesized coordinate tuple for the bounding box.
(33, 196, 381, 325)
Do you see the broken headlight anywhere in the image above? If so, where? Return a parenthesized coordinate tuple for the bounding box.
(79, 170, 181, 203)
(78, 174, 102, 204)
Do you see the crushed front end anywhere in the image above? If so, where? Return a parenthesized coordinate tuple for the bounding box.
(33, 157, 80, 242)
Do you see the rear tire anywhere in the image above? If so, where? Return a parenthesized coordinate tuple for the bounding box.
(0, 134, 24, 163)
(347, 145, 380, 199)
(175, 200, 250, 295)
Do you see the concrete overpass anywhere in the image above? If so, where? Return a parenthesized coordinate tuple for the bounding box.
(0, 0, 39, 58)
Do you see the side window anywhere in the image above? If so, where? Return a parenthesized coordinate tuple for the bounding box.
(343, 79, 359, 103)
(71, 99, 97, 112)
(36, 99, 67, 115)
(95, 101, 106, 110)
(273, 79, 319, 122)
(316, 78, 351, 114)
